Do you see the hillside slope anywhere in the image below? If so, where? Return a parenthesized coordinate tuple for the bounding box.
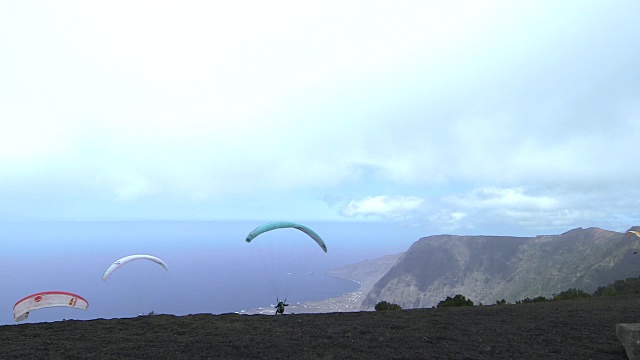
(0, 295, 637, 359)
(362, 227, 640, 309)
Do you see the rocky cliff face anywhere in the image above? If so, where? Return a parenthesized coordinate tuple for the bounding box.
(361, 227, 640, 309)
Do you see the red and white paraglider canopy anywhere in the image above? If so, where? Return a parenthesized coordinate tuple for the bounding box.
(13, 291, 89, 322)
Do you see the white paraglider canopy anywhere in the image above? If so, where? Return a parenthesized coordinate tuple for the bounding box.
(102, 254, 169, 282)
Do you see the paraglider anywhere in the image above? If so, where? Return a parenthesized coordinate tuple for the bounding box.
(275, 298, 289, 315)
(245, 221, 328, 253)
(627, 231, 640, 254)
(102, 255, 169, 281)
(13, 291, 89, 322)
(246, 221, 328, 313)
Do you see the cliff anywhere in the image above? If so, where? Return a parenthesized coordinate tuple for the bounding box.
(362, 227, 640, 309)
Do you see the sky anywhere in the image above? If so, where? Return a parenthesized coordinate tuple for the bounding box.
(1, 1, 640, 236)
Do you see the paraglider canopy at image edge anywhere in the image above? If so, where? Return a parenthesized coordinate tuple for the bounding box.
(13, 291, 89, 322)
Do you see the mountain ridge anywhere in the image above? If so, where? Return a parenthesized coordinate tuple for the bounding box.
(360, 226, 640, 309)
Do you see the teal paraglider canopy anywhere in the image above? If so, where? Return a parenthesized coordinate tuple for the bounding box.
(245, 221, 328, 253)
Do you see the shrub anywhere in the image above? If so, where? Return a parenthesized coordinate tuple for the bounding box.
(593, 277, 640, 296)
(553, 288, 591, 301)
(375, 301, 402, 311)
(437, 294, 474, 308)
(515, 296, 548, 304)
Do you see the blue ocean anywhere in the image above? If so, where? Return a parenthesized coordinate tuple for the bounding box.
(0, 221, 422, 325)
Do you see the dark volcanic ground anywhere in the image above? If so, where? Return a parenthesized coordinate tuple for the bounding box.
(1, 295, 639, 359)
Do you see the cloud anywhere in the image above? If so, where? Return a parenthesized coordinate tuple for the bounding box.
(446, 188, 558, 210)
(431, 186, 640, 234)
(112, 177, 154, 202)
(1, 1, 639, 228)
(335, 188, 571, 233)
(334, 185, 640, 236)
(340, 196, 425, 219)
(423, 210, 470, 233)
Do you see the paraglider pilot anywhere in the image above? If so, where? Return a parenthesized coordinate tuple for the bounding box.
(275, 298, 289, 315)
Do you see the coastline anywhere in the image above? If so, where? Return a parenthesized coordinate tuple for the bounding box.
(240, 253, 403, 315)
(241, 276, 368, 315)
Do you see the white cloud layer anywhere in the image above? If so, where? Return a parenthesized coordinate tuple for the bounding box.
(339, 185, 640, 236)
(0, 1, 639, 235)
